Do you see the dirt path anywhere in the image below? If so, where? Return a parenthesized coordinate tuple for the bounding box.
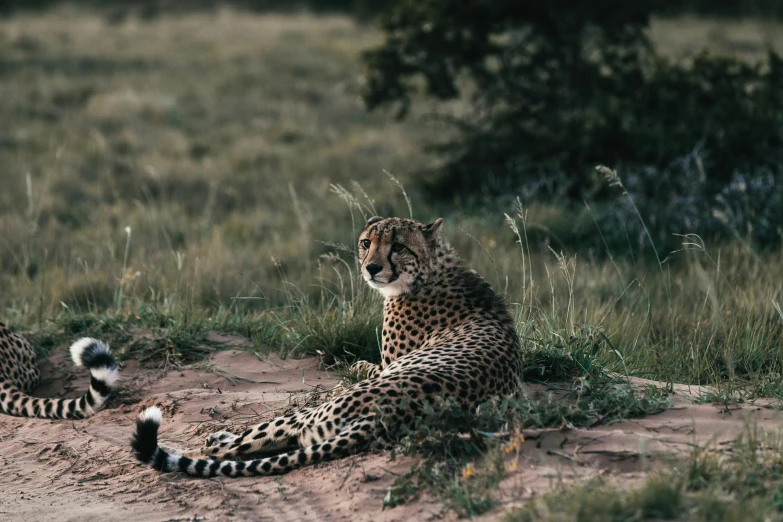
(2, 338, 782, 521)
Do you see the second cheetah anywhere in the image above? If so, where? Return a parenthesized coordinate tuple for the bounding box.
(0, 321, 118, 419)
(132, 216, 523, 477)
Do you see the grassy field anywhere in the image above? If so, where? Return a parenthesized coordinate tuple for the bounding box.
(2, 6, 783, 518)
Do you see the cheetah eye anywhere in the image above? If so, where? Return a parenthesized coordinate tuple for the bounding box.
(391, 243, 406, 253)
(360, 239, 371, 249)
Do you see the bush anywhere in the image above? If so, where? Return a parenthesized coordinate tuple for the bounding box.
(595, 157, 783, 254)
(361, 0, 783, 249)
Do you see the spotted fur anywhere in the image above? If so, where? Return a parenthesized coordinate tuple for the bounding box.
(132, 217, 523, 477)
(0, 322, 118, 419)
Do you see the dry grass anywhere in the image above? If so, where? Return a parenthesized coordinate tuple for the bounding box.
(0, 6, 438, 317)
(1, 7, 782, 397)
(650, 15, 783, 62)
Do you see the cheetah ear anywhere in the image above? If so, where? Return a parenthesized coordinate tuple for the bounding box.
(422, 218, 443, 237)
(363, 216, 384, 230)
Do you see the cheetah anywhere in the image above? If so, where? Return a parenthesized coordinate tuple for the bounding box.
(132, 216, 523, 477)
(0, 321, 118, 419)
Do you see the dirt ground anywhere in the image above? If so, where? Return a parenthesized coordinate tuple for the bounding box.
(2, 336, 783, 522)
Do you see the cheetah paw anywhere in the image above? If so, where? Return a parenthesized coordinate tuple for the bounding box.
(205, 431, 238, 447)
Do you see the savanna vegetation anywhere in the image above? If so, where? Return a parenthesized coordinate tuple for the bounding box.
(1, 3, 783, 517)
(505, 423, 783, 521)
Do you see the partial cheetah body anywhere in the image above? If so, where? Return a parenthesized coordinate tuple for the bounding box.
(0, 322, 118, 419)
(132, 217, 523, 477)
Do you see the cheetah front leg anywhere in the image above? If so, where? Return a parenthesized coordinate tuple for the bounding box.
(350, 360, 382, 379)
(330, 360, 382, 396)
(180, 385, 373, 460)
(204, 430, 240, 447)
(177, 411, 306, 460)
(156, 432, 241, 456)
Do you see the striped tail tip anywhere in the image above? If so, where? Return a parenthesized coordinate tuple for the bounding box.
(132, 406, 164, 466)
(70, 338, 119, 386)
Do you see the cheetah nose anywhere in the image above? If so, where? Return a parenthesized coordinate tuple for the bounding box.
(365, 263, 383, 276)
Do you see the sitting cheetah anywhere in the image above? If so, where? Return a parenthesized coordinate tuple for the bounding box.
(132, 216, 523, 477)
(0, 321, 118, 418)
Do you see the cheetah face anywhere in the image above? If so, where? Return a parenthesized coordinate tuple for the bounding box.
(357, 216, 443, 298)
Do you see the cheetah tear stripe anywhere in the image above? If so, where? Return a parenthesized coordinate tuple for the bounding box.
(132, 407, 361, 477)
(0, 327, 119, 419)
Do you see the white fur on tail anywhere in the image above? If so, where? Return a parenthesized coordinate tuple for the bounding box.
(69, 337, 108, 367)
(139, 406, 163, 424)
(91, 366, 119, 386)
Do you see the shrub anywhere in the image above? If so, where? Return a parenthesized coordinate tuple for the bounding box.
(361, 0, 783, 250)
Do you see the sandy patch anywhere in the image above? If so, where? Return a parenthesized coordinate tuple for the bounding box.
(2, 340, 782, 521)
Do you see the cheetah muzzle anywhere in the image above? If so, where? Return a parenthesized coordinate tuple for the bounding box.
(132, 216, 524, 477)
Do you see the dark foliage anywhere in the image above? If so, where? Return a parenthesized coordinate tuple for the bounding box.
(361, 0, 783, 250)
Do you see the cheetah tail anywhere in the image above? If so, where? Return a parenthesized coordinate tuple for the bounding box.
(132, 407, 363, 478)
(0, 338, 118, 419)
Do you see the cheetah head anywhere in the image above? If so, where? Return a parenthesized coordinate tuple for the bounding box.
(357, 216, 443, 298)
